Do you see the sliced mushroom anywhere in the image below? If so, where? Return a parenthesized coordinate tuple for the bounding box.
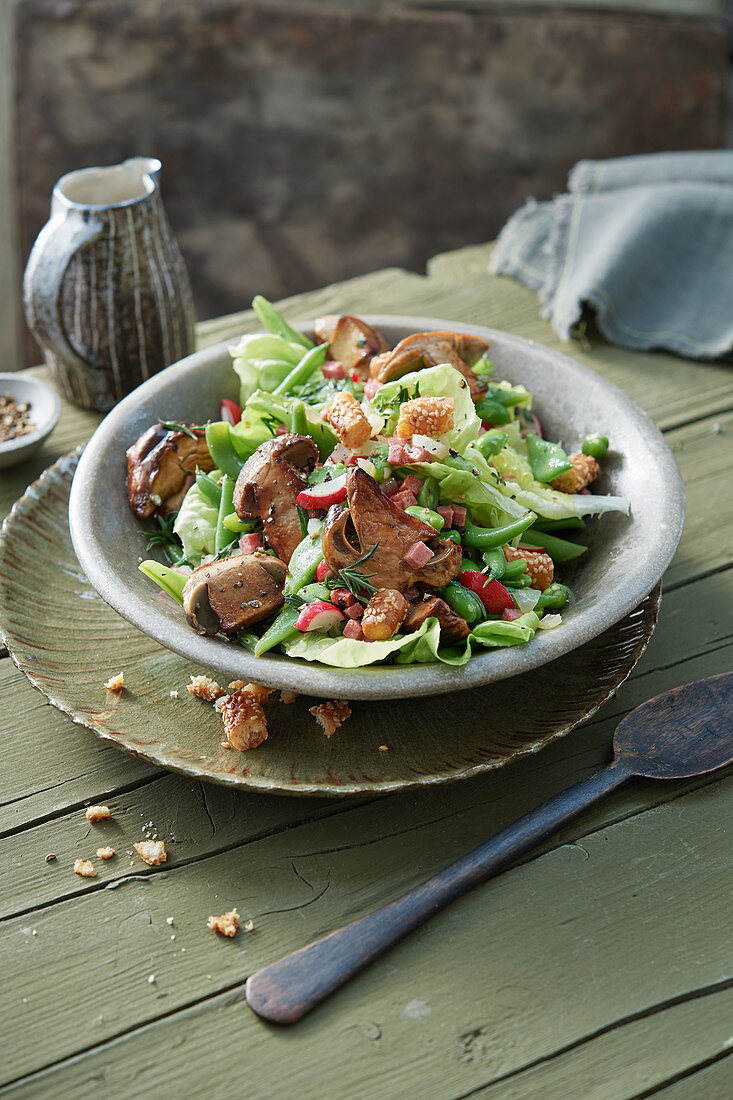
(182, 552, 287, 636)
(313, 314, 390, 380)
(127, 424, 214, 518)
(232, 433, 318, 563)
(369, 331, 489, 402)
(402, 594, 471, 644)
(322, 467, 462, 590)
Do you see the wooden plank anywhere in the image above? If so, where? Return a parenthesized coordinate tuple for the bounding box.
(652, 1055, 733, 1099)
(1, 767, 732, 1093)
(0, 0, 20, 377)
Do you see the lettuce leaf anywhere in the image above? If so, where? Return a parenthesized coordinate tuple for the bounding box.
(230, 334, 305, 405)
(173, 482, 219, 565)
(371, 364, 481, 450)
(412, 446, 528, 527)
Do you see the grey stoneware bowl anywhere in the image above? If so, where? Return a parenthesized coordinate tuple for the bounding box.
(69, 316, 684, 700)
(0, 373, 61, 469)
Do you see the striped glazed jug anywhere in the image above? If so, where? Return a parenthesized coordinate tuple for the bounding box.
(23, 157, 195, 411)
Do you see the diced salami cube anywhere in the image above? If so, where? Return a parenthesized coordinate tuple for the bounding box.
(437, 505, 454, 527)
(390, 489, 418, 511)
(401, 474, 423, 496)
(502, 608, 525, 621)
(451, 505, 467, 527)
(404, 541, 434, 568)
(322, 359, 346, 379)
(342, 619, 365, 640)
(239, 532, 264, 553)
(345, 602, 364, 619)
(330, 587, 357, 611)
(364, 378, 383, 402)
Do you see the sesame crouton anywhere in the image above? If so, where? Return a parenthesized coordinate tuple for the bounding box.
(74, 859, 96, 878)
(207, 908, 239, 938)
(396, 396, 454, 440)
(549, 453, 600, 494)
(504, 546, 554, 591)
(280, 689, 298, 704)
(188, 675, 226, 702)
(362, 588, 409, 641)
(228, 681, 274, 704)
(104, 672, 124, 693)
(96, 847, 115, 860)
(133, 840, 167, 866)
(325, 392, 372, 450)
(309, 700, 351, 737)
(219, 690, 269, 751)
(85, 805, 111, 823)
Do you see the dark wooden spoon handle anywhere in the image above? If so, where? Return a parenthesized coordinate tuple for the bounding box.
(246, 760, 631, 1024)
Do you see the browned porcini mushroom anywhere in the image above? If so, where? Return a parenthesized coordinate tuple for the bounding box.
(402, 593, 471, 644)
(232, 433, 318, 563)
(313, 314, 390, 380)
(322, 467, 462, 590)
(369, 330, 489, 402)
(182, 552, 287, 636)
(127, 423, 214, 519)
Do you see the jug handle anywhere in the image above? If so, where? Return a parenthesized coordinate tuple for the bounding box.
(23, 210, 104, 375)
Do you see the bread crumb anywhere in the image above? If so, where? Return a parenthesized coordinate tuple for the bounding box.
(148, 974, 156, 984)
(244, 918, 255, 933)
(31, 929, 37, 936)
(378, 744, 389, 752)
(169, 689, 179, 699)
(45, 853, 56, 863)
(309, 700, 351, 737)
(104, 672, 124, 693)
(229, 681, 274, 704)
(133, 840, 167, 866)
(96, 847, 115, 859)
(74, 858, 96, 878)
(280, 690, 298, 704)
(85, 804, 111, 823)
(188, 674, 225, 702)
(207, 908, 239, 937)
(166, 916, 174, 925)
(219, 690, 269, 751)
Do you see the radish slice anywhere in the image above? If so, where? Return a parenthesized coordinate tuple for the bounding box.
(295, 601, 346, 632)
(219, 398, 242, 425)
(296, 473, 348, 509)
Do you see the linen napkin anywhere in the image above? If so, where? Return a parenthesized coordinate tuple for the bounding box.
(490, 151, 733, 359)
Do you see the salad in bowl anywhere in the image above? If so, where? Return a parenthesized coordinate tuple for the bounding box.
(129, 298, 630, 670)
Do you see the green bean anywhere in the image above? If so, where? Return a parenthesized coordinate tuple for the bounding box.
(215, 477, 236, 553)
(252, 295, 313, 350)
(195, 469, 222, 508)
(417, 476, 439, 510)
(535, 582, 570, 610)
(463, 511, 535, 550)
(253, 605, 300, 656)
(475, 430, 507, 459)
(205, 421, 245, 480)
(438, 581, 485, 624)
(582, 434, 609, 459)
(502, 558, 529, 582)
(273, 343, 328, 396)
(521, 531, 587, 563)
(290, 400, 309, 436)
(284, 532, 324, 595)
(405, 505, 444, 531)
(481, 546, 506, 580)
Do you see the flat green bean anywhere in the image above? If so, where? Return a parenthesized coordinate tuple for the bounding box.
(205, 422, 245, 480)
(522, 531, 586, 563)
(475, 430, 507, 459)
(582, 434, 609, 459)
(481, 546, 506, 580)
(273, 344, 328, 395)
(405, 506, 444, 531)
(501, 558, 528, 582)
(195, 469, 222, 507)
(284, 532, 324, 595)
(253, 605, 300, 655)
(290, 400, 309, 436)
(215, 477, 236, 553)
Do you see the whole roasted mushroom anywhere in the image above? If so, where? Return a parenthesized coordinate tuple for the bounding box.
(233, 433, 318, 563)
(313, 314, 390, 380)
(127, 423, 214, 518)
(402, 593, 471, 644)
(369, 330, 489, 402)
(322, 467, 462, 590)
(182, 552, 287, 636)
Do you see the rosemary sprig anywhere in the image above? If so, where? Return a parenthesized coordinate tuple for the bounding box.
(146, 515, 188, 566)
(159, 420, 198, 439)
(327, 542, 379, 599)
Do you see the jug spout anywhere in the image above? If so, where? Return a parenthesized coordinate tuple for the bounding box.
(54, 157, 162, 209)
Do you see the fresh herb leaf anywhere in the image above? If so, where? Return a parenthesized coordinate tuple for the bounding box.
(261, 412, 283, 438)
(159, 420, 198, 439)
(145, 515, 188, 566)
(297, 504, 309, 539)
(327, 542, 379, 598)
(283, 593, 306, 610)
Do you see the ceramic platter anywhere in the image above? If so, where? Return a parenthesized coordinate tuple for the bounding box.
(0, 454, 661, 796)
(68, 316, 683, 700)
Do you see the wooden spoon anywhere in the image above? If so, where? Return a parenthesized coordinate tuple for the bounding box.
(246, 672, 733, 1024)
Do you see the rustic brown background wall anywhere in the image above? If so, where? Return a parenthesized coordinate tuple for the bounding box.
(7, 0, 729, 365)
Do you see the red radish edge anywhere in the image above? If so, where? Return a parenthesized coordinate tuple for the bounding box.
(295, 601, 346, 632)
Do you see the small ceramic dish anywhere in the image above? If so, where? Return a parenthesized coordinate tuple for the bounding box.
(69, 316, 685, 700)
(0, 373, 61, 469)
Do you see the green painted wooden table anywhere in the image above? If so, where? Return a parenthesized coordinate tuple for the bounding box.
(1, 244, 732, 1098)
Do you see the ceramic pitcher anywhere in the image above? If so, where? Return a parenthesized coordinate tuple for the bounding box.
(23, 157, 195, 412)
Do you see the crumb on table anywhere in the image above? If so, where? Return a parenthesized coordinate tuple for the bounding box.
(85, 805, 111, 823)
(280, 689, 298, 705)
(309, 700, 351, 737)
(73, 858, 96, 878)
(104, 672, 124, 693)
(96, 847, 115, 860)
(133, 840, 167, 866)
(45, 853, 56, 863)
(207, 908, 239, 938)
(243, 918, 255, 933)
(378, 745, 389, 752)
(188, 675, 225, 702)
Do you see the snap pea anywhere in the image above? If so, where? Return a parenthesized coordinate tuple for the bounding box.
(405, 505, 444, 531)
(506, 576, 533, 590)
(253, 605, 300, 656)
(463, 511, 535, 550)
(273, 343, 329, 396)
(438, 581, 485, 624)
(526, 432, 572, 484)
(501, 558, 529, 583)
(535, 582, 570, 610)
(215, 477, 236, 553)
(205, 421, 245, 480)
(417, 476, 439, 510)
(222, 512, 256, 534)
(284, 531, 324, 595)
(195, 469, 222, 508)
(521, 531, 587, 563)
(138, 560, 186, 605)
(582, 434, 609, 459)
(438, 529, 462, 544)
(290, 400, 309, 436)
(298, 582, 331, 603)
(481, 546, 506, 580)
(474, 397, 510, 425)
(252, 295, 313, 350)
(475, 430, 507, 459)
(237, 631, 259, 652)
